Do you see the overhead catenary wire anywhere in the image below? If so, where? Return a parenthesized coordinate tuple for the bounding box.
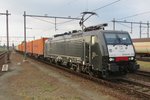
(117, 11, 150, 20)
(27, 0, 121, 28)
(0, 36, 34, 38)
(92, 0, 121, 11)
(54, 0, 122, 26)
(29, 16, 55, 24)
(22, 0, 122, 33)
(117, 23, 131, 29)
(57, 18, 80, 25)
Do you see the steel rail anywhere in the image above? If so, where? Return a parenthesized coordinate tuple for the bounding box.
(136, 70, 150, 77)
(117, 78, 150, 99)
(0, 52, 7, 60)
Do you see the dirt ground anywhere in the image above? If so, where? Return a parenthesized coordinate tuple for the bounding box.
(0, 52, 139, 100)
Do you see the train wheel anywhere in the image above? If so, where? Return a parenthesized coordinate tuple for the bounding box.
(88, 71, 94, 77)
(76, 64, 82, 73)
(49, 59, 52, 63)
(70, 64, 77, 71)
(87, 66, 94, 77)
(121, 70, 127, 75)
(119, 66, 127, 75)
(67, 62, 72, 68)
(127, 63, 136, 73)
(102, 69, 109, 78)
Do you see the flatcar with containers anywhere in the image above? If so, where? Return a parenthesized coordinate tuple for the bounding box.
(32, 38, 48, 58)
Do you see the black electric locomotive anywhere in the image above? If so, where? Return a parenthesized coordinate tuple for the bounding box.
(44, 24, 139, 78)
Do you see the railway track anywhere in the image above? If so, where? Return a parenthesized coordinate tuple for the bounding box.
(136, 70, 150, 77)
(136, 57, 150, 62)
(0, 51, 7, 64)
(0, 51, 8, 75)
(0, 51, 7, 59)
(116, 78, 150, 99)
(28, 56, 150, 99)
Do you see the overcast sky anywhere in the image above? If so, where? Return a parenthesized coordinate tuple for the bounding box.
(0, 0, 150, 45)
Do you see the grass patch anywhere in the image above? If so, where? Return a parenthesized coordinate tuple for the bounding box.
(42, 83, 58, 93)
(137, 61, 150, 71)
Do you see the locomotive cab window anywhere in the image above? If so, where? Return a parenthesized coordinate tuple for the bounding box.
(104, 33, 132, 45)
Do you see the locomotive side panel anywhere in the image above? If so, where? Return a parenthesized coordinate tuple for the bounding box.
(44, 33, 106, 71)
(91, 35, 103, 71)
(50, 40, 65, 56)
(46, 37, 84, 63)
(67, 38, 84, 57)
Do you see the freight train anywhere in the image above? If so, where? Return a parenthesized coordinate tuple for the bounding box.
(16, 24, 139, 78)
(132, 38, 150, 57)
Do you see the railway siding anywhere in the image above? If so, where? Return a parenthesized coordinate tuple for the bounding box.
(136, 70, 150, 77)
(0, 52, 7, 72)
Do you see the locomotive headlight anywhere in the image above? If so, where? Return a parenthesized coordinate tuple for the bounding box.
(129, 57, 134, 60)
(83, 61, 85, 65)
(69, 59, 72, 62)
(109, 58, 114, 61)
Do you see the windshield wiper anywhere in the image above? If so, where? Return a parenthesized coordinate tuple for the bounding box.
(113, 39, 119, 46)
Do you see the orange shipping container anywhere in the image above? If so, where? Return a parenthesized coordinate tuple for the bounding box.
(18, 44, 20, 51)
(33, 38, 48, 56)
(18, 44, 21, 51)
(22, 43, 25, 52)
(18, 44, 23, 52)
(26, 41, 33, 54)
